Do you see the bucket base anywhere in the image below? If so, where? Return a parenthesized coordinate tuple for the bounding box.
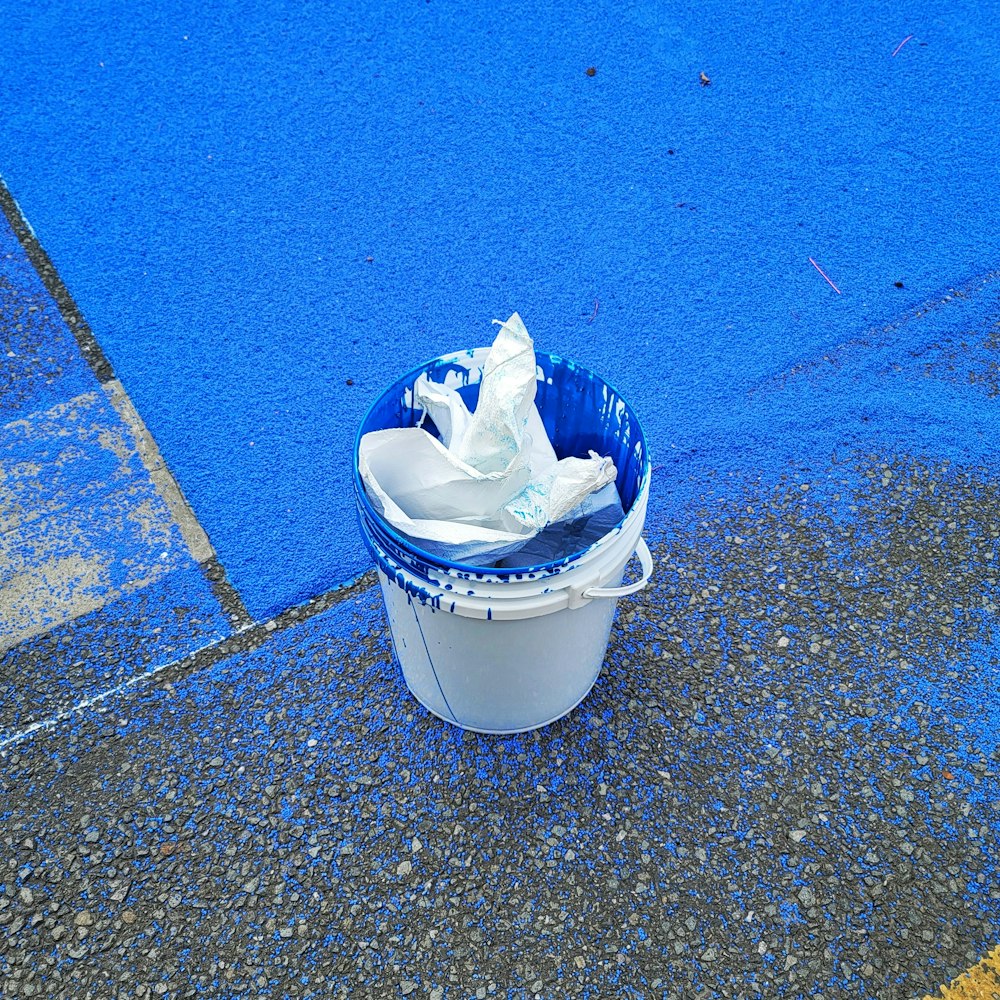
(402, 664, 604, 735)
(379, 567, 621, 734)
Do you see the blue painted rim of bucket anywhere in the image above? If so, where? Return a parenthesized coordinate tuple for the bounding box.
(353, 348, 651, 578)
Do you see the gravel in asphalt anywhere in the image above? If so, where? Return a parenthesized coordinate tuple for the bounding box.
(2, 450, 997, 999)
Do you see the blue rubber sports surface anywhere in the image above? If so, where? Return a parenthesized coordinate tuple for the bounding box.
(1, 1, 999, 618)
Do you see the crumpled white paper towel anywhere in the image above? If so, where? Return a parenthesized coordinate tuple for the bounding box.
(358, 313, 619, 564)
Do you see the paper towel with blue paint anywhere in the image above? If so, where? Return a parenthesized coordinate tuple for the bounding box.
(358, 313, 622, 566)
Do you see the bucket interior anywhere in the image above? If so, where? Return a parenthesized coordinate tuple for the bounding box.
(354, 350, 649, 574)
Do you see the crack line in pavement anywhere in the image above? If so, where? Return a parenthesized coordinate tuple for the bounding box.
(0, 570, 378, 752)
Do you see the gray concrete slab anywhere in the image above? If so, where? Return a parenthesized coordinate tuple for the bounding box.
(0, 389, 198, 653)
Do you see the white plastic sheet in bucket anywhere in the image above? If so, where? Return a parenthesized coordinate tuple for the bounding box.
(354, 347, 652, 734)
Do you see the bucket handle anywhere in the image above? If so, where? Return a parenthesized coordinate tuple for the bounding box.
(578, 536, 654, 603)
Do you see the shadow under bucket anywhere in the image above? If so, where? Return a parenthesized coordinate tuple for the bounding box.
(354, 348, 652, 734)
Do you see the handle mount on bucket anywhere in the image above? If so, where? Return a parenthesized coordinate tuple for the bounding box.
(568, 536, 653, 607)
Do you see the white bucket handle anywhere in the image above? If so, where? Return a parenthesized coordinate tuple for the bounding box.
(581, 536, 653, 602)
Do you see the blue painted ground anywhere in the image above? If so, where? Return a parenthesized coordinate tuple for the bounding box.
(2, 0, 999, 618)
(0, 203, 232, 741)
(0, 218, 95, 417)
(1, 8, 999, 994)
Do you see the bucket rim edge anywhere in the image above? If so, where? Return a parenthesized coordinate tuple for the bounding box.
(353, 348, 652, 577)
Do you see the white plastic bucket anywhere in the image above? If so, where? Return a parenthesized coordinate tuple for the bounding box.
(354, 347, 652, 734)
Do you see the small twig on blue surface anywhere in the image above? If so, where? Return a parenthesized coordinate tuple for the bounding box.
(808, 257, 842, 295)
(892, 34, 914, 57)
(588, 299, 599, 323)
